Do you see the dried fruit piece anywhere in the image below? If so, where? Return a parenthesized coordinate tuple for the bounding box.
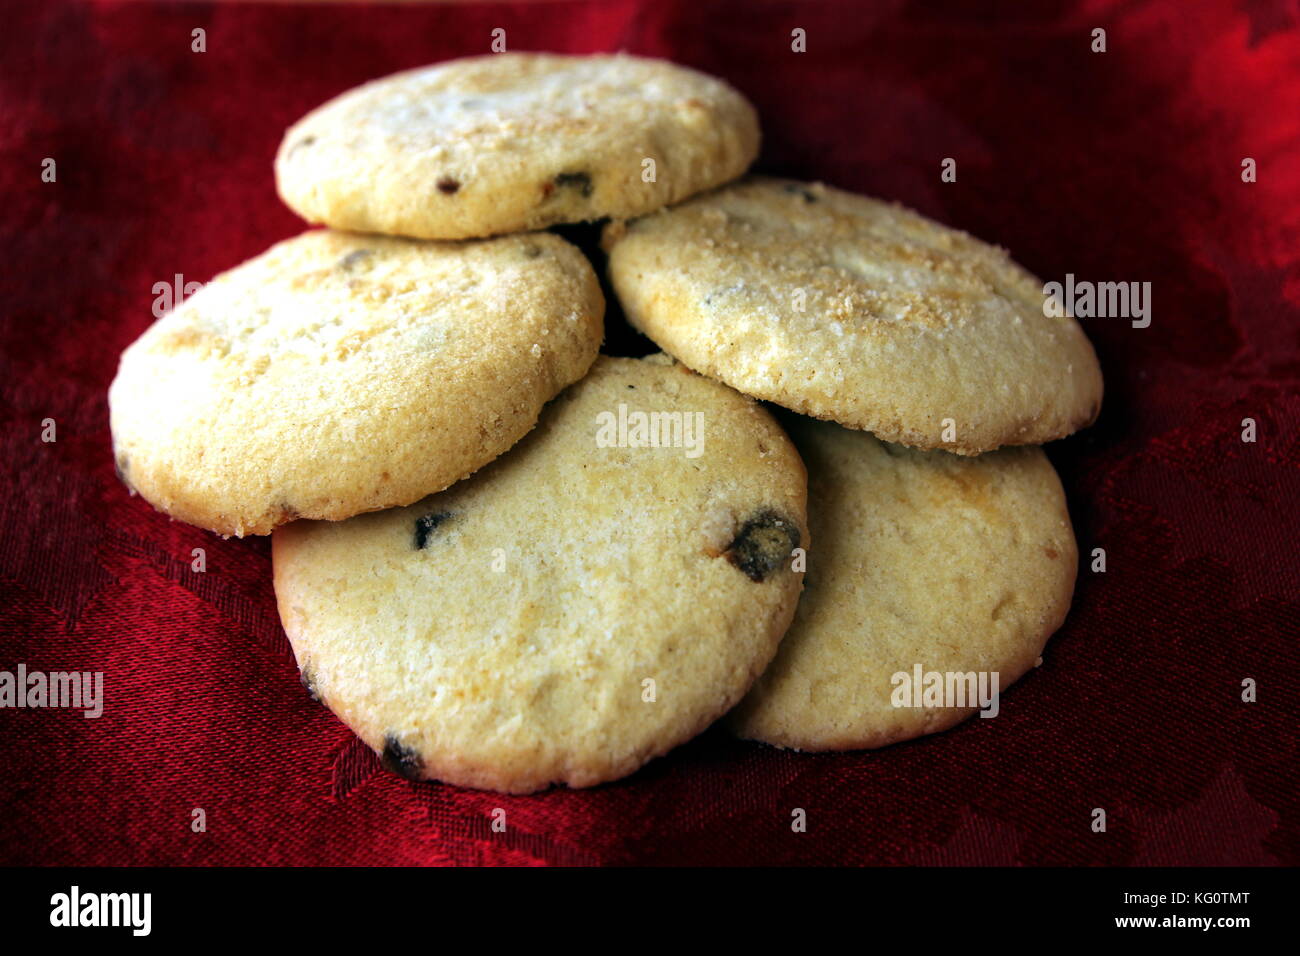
(413, 511, 453, 549)
(783, 183, 817, 203)
(553, 171, 593, 197)
(381, 735, 423, 780)
(300, 668, 321, 702)
(725, 510, 800, 582)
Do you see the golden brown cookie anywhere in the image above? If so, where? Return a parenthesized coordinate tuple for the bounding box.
(604, 177, 1103, 454)
(728, 415, 1076, 751)
(109, 230, 603, 536)
(273, 355, 808, 793)
(275, 54, 760, 239)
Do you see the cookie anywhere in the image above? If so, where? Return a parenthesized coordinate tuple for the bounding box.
(728, 415, 1076, 751)
(603, 176, 1103, 454)
(109, 230, 603, 537)
(272, 354, 808, 793)
(275, 53, 760, 240)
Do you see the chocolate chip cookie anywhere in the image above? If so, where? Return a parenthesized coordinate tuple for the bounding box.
(272, 354, 808, 792)
(275, 54, 760, 239)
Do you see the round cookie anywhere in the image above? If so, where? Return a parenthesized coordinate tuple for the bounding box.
(272, 354, 808, 793)
(109, 230, 603, 537)
(728, 415, 1076, 751)
(275, 53, 760, 240)
(603, 176, 1103, 455)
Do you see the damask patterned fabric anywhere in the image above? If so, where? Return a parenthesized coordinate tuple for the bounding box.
(0, 0, 1295, 865)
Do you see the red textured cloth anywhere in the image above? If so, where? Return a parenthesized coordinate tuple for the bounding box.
(1, 0, 1297, 866)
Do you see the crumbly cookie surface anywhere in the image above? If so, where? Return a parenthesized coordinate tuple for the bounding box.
(604, 177, 1103, 454)
(109, 229, 603, 536)
(273, 355, 808, 793)
(275, 53, 760, 239)
(728, 415, 1076, 751)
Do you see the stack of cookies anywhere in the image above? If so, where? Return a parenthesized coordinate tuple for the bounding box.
(109, 54, 1102, 793)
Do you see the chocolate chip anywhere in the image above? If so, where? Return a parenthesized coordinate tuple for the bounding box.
(521, 242, 541, 259)
(338, 249, 372, 271)
(413, 511, 453, 549)
(381, 735, 423, 780)
(554, 171, 593, 197)
(783, 183, 817, 203)
(724, 510, 801, 582)
(436, 176, 460, 195)
(289, 135, 316, 156)
(300, 668, 321, 702)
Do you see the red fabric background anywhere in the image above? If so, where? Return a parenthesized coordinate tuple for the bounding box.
(1, 0, 1297, 866)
